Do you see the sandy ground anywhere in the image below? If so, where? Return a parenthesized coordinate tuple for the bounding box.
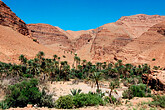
(45, 80, 127, 100)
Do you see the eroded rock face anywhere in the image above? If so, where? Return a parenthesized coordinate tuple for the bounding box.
(0, 1, 29, 36)
(72, 34, 93, 51)
(27, 14, 165, 64)
(142, 70, 165, 91)
(27, 24, 71, 47)
(90, 28, 132, 61)
(117, 14, 165, 38)
(116, 21, 165, 66)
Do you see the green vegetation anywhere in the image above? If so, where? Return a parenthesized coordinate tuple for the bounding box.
(73, 92, 104, 108)
(0, 51, 151, 83)
(1, 79, 54, 108)
(70, 89, 82, 96)
(33, 39, 38, 43)
(149, 95, 165, 108)
(55, 92, 104, 109)
(152, 58, 156, 61)
(0, 51, 164, 109)
(55, 95, 74, 109)
(122, 84, 151, 99)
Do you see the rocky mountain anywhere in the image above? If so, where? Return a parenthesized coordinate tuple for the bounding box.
(117, 21, 165, 67)
(1, 0, 165, 67)
(0, 1, 29, 36)
(28, 14, 165, 65)
(0, 1, 74, 63)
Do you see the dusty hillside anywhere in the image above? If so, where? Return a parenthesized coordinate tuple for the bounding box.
(117, 21, 165, 67)
(115, 14, 165, 38)
(28, 14, 165, 66)
(76, 14, 165, 63)
(0, 1, 74, 64)
(0, 25, 56, 63)
(1, 0, 165, 66)
(0, 24, 75, 64)
(27, 24, 71, 47)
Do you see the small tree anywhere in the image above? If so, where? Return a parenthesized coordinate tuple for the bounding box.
(91, 72, 102, 92)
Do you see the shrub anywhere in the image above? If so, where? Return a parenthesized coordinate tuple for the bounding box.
(3, 79, 54, 108)
(39, 88, 54, 108)
(23, 74, 33, 78)
(122, 84, 151, 99)
(0, 101, 9, 109)
(55, 95, 73, 109)
(149, 95, 165, 108)
(33, 39, 37, 42)
(152, 58, 156, 61)
(127, 76, 143, 85)
(104, 96, 110, 103)
(130, 84, 151, 97)
(103, 96, 118, 104)
(122, 89, 134, 99)
(70, 89, 82, 96)
(73, 92, 104, 108)
(4, 79, 41, 107)
(153, 66, 160, 70)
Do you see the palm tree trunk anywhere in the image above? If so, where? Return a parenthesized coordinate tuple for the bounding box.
(96, 80, 100, 93)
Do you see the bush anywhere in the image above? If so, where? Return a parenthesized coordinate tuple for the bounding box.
(4, 79, 41, 107)
(23, 74, 33, 78)
(150, 95, 165, 108)
(73, 92, 104, 108)
(39, 88, 54, 108)
(122, 84, 151, 99)
(0, 101, 9, 109)
(70, 89, 82, 96)
(3, 79, 54, 108)
(55, 95, 73, 109)
(103, 96, 118, 104)
(130, 84, 151, 97)
(122, 89, 134, 99)
(152, 58, 156, 61)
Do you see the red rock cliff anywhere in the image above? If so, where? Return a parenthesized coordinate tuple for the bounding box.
(0, 1, 29, 36)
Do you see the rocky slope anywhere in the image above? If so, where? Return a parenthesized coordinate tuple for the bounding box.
(27, 24, 72, 49)
(27, 14, 165, 65)
(0, 1, 29, 36)
(0, 1, 74, 64)
(117, 21, 165, 67)
(0, 25, 55, 63)
(1, 0, 165, 66)
(89, 14, 165, 62)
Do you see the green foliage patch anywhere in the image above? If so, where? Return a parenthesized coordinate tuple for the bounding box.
(1, 79, 54, 108)
(123, 84, 151, 99)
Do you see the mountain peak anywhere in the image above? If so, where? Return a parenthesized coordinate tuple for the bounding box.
(119, 14, 164, 21)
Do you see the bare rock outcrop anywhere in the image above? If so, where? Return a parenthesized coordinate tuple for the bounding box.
(27, 14, 165, 64)
(142, 70, 165, 91)
(27, 24, 72, 49)
(116, 21, 165, 66)
(0, 1, 29, 36)
(72, 34, 93, 51)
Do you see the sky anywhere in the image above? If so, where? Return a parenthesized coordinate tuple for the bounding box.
(2, 0, 165, 31)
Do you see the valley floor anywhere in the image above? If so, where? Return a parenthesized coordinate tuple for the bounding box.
(5, 81, 163, 110)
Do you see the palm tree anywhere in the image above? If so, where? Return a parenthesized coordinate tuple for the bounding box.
(82, 59, 86, 65)
(91, 72, 102, 92)
(53, 54, 58, 61)
(19, 54, 27, 65)
(74, 56, 80, 70)
(102, 62, 107, 69)
(36, 51, 45, 60)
